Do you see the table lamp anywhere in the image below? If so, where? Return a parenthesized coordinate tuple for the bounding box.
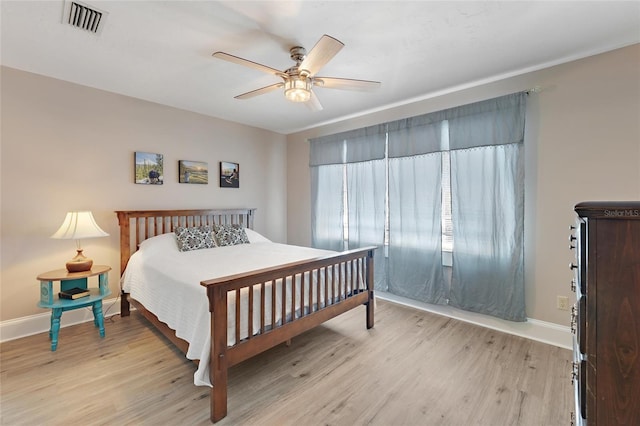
(51, 211, 109, 272)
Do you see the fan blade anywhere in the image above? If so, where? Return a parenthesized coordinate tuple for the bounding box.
(212, 52, 285, 77)
(234, 83, 284, 100)
(314, 77, 381, 91)
(299, 35, 344, 76)
(304, 90, 323, 112)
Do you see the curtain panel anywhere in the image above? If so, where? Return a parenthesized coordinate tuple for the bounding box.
(347, 160, 387, 291)
(388, 154, 446, 304)
(447, 93, 526, 321)
(386, 117, 446, 305)
(449, 144, 525, 321)
(310, 165, 344, 251)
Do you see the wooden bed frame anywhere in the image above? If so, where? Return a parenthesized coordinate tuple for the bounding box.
(115, 208, 375, 423)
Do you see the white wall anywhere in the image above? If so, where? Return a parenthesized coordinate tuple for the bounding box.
(0, 66, 287, 322)
(286, 44, 640, 326)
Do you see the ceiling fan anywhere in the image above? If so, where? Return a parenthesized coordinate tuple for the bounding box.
(212, 34, 381, 111)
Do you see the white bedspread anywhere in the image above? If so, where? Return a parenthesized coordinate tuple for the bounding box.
(120, 232, 334, 386)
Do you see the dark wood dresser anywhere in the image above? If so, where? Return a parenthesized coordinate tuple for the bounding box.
(571, 201, 640, 425)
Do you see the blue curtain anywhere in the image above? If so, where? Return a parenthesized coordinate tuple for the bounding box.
(347, 160, 387, 290)
(449, 144, 525, 320)
(447, 93, 526, 321)
(310, 92, 527, 321)
(310, 164, 344, 251)
(387, 118, 446, 304)
(388, 153, 446, 303)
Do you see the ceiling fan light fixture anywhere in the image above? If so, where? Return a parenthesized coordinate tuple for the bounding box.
(213, 34, 379, 109)
(284, 77, 311, 103)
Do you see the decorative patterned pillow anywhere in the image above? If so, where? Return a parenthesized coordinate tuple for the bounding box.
(213, 224, 250, 247)
(174, 226, 216, 252)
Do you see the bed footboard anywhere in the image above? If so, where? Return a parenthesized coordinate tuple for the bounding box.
(202, 246, 376, 423)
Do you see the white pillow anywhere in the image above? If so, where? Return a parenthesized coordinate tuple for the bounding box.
(244, 228, 272, 243)
(137, 233, 180, 254)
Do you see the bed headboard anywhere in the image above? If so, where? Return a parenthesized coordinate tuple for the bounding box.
(115, 208, 256, 275)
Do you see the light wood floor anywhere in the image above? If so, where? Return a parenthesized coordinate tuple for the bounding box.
(0, 300, 572, 425)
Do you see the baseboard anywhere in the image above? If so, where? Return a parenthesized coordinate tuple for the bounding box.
(2, 294, 571, 350)
(376, 292, 572, 350)
(0, 297, 121, 343)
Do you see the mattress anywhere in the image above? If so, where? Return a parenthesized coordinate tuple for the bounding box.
(120, 231, 336, 386)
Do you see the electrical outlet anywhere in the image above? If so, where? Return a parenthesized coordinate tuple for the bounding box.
(557, 295, 570, 311)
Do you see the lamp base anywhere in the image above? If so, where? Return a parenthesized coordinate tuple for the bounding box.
(66, 249, 93, 272)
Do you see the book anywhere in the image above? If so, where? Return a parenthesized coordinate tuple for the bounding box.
(59, 287, 90, 300)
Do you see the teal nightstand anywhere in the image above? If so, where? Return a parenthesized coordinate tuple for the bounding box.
(37, 265, 111, 351)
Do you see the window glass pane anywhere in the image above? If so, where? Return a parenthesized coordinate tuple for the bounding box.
(441, 121, 454, 253)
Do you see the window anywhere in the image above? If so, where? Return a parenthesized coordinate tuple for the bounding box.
(441, 121, 453, 266)
(310, 92, 527, 321)
(342, 141, 348, 250)
(338, 124, 452, 261)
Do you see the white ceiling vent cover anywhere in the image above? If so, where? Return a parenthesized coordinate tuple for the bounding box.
(62, 1, 108, 34)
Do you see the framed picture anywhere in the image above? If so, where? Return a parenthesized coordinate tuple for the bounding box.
(220, 161, 239, 188)
(179, 160, 208, 184)
(135, 152, 163, 185)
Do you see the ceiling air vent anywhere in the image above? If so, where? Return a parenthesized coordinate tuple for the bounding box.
(63, 1, 107, 34)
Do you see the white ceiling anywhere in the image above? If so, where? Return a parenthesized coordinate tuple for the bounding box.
(1, 1, 639, 134)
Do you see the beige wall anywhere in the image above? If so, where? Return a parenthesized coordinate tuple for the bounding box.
(286, 44, 640, 326)
(3, 44, 638, 327)
(1, 66, 287, 322)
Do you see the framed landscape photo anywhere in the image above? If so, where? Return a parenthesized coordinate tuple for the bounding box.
(220, 161, 239, 188)
(179, 160, 208, 184)
(135, 152, 163, 185)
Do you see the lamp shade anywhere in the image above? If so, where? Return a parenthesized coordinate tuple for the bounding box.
(284, 77, 312, 103)
(51, 211, 109, 240)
